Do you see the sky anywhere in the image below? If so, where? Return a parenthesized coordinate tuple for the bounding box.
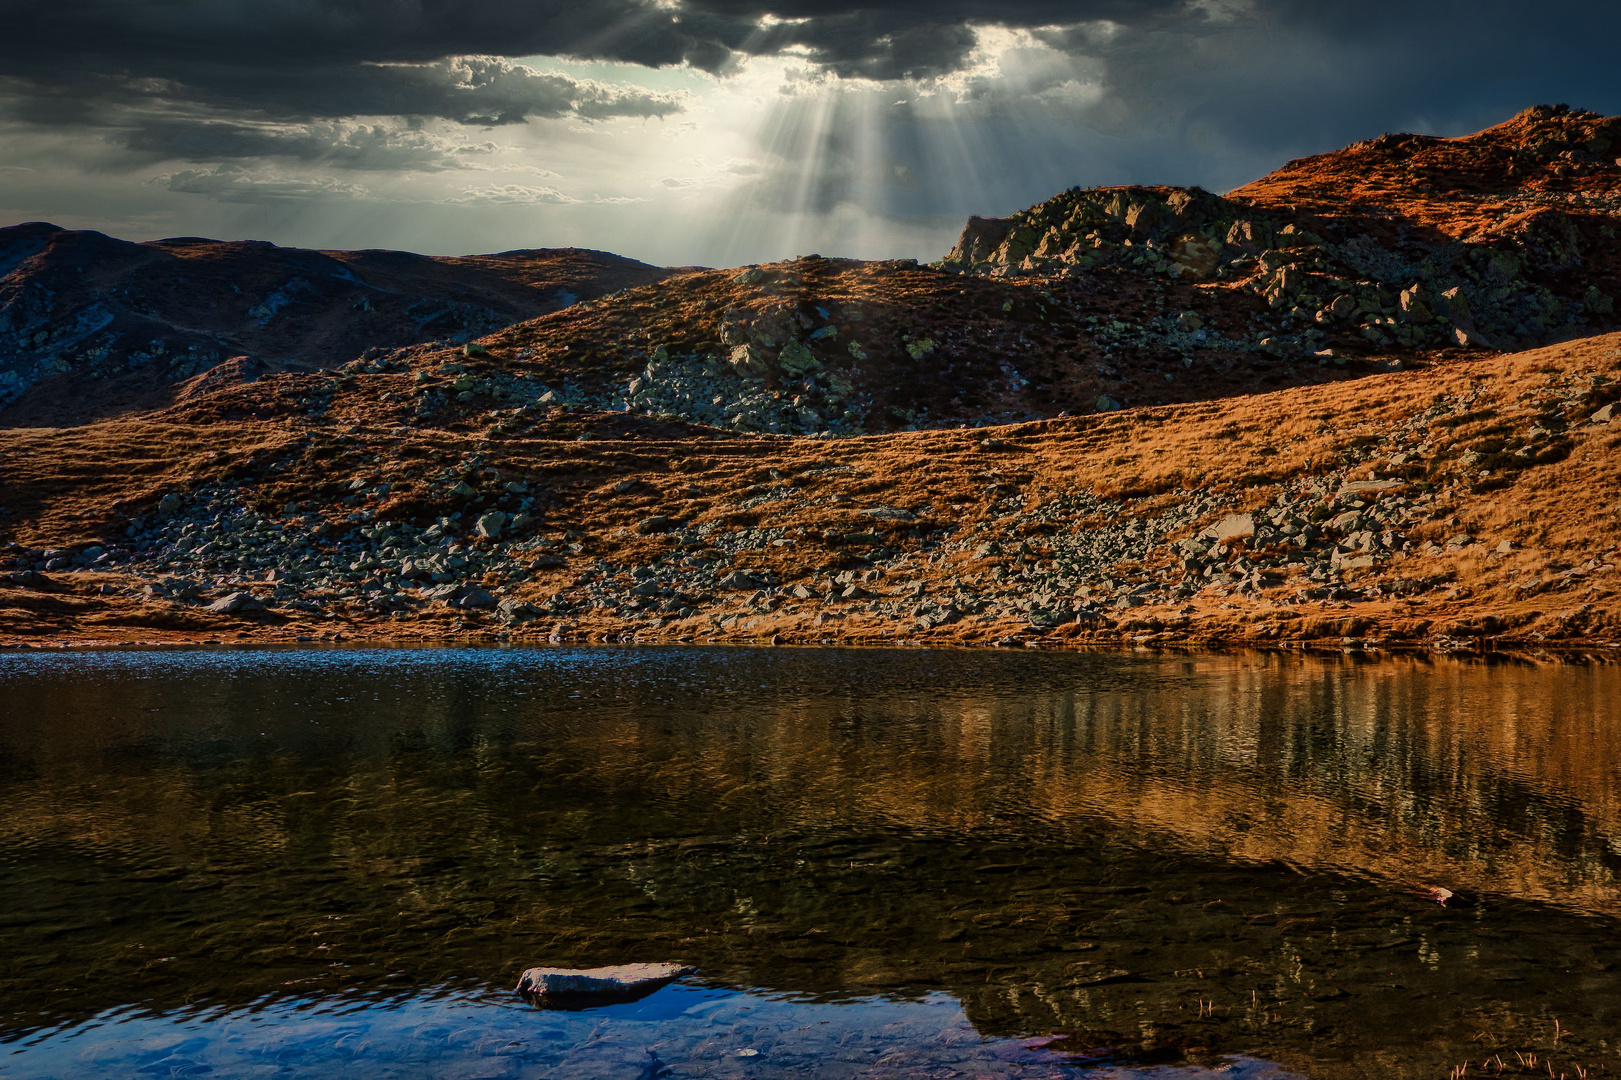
(1, 1, 1618, 268)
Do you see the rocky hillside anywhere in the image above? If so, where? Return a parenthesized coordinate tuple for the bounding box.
(0, 223, 673, 425)
(357, 106, 1621, 441)
(2, 106, 1620, 653)
(1, 330, 1618, 653)
(945, 105, 1619, 359)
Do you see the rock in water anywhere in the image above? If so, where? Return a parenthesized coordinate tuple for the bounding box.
(515, 963, 693, 1006)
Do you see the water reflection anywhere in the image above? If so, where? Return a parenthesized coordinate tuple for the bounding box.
(9, 983, 1305, 1079)
(1, 647, 1618, 1077)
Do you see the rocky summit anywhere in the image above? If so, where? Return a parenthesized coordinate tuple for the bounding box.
(1, 106, 1620, 654)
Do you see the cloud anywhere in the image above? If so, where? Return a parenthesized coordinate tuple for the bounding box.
(124, 119, 500, 172)
(0, 55, 686, 149)
(447, 184, 578, 204)
(154, 165, 370, 203)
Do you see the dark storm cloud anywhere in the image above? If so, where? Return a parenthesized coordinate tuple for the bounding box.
(0, 0, 1618, 204)
(0, 1, 708, 161)
(6, 0, 1612, 134)
(0, 0, 1195, 88)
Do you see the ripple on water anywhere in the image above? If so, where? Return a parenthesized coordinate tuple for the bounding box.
(1, 646, 1619, 1077)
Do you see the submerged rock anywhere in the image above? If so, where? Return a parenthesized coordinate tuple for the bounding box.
(516, 962, 694, 1006)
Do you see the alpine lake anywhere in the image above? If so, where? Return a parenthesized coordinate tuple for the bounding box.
(2, 645, 1619, 1079)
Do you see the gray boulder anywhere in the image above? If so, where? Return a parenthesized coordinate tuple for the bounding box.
(475, 511, 508, 540)
(207, 591, 265, 615)
(1207, 513, 1256, 545)
(497, 597, 541, 624)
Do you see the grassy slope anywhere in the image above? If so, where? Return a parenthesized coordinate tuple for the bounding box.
(2, 332, 1617, 652)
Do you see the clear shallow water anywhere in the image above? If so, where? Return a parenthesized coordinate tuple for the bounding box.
(7, 984, 1302, 1080)
(1, 646, 1620, 1078)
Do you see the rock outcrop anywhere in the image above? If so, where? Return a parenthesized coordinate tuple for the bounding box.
(941, 106, 1621, 360)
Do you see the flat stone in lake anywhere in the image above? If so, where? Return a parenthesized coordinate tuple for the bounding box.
(515, 962, 693, 1006)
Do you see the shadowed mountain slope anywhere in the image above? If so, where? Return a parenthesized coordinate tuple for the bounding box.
(0, 223, 674, 425)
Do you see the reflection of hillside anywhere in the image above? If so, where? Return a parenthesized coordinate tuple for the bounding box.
(1, 649, 1619, 1078)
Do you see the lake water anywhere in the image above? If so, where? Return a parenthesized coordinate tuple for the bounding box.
(2, 646, 1619, 1079)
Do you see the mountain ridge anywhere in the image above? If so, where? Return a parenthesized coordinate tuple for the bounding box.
(0, 223, 675, 424)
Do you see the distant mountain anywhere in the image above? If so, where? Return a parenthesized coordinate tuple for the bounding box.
(0, 224, 674, 424)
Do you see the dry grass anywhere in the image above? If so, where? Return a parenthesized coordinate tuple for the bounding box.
(2, 333, 1620, 652)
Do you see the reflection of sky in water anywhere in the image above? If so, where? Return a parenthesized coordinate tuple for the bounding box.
(8, 983, 1301, 1080)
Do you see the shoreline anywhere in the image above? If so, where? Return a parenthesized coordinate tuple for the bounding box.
(3, 619, 1616, 662)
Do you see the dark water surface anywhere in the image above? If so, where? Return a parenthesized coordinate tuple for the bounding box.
(2, 647, 1619, 1079)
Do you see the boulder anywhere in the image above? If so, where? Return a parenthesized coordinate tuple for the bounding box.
(497, 597, 542, 625)
(1337, 479, 1407, 500)
(728, 344, 769, 378)
(516, 963, 693, 1006)
(157, 492, 185, 515)
(947, 216, 1014, 263)
(860, 505, 916, 522)
(457, 586, 497, 609)
(1168, 236, 1219, 279)
(1209, 513, 1256, 544)
(634, 515, 674, 535)
(1224, 220, 1267, 255)
(717, 569, 765, 591)
(207, 591, 265, 615)
(777, 340, 821, 376)
(475, 511, 508, 540)
(1399, 285, 1432, 321)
